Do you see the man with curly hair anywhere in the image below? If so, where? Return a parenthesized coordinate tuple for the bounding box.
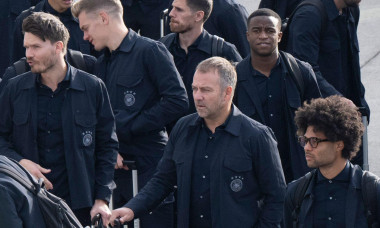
(284, 95, 380, 228)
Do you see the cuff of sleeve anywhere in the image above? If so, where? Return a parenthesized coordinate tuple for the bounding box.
(95, 185, 112, 203)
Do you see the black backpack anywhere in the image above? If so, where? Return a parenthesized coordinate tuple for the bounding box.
(291, 169, 379, 228)
(279, 0, 328, 51)
(160, 33, 224, 57)
(13, 49, 88, 76)
(0, 157, 83, 228)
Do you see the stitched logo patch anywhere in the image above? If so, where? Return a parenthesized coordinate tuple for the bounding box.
(230, 176, 244, 192)
(124, 91, 136, 106)
(82, 131, 93, 147)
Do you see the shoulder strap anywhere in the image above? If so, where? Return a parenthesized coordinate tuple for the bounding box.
(362, 171, 379, 227)
(280, 51, 304, 101)
(13, 57, 29, 76)
(67, 49, 87, 72)
(211, 35, 224, 57)
(291, 169, 316, 228)
(0, 166, 37, 194)
(160, 33, 176, 49)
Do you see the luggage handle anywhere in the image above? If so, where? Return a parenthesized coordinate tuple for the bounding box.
(122, 160, 137, 170)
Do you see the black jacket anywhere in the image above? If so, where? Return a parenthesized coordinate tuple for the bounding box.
(284, 162, 380, 228)
(0, 65, 118, 209)
(126, 106, 286, 227)
(235, 55, 321, 180)
(95, 29, 188, 160)
(286, 0, 369, 116)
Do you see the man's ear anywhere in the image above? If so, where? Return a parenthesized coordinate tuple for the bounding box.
(99, 11, 109, 25)
(195, 11, 205, 23)
(336, 140, 345, 152)
(277, 31, 283, 43)
(55, 41, 64, 54)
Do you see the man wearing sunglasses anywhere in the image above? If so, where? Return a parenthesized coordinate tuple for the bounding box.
(284, 95, 380, 228)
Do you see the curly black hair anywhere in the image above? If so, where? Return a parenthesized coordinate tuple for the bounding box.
(294, 95, 364, 159)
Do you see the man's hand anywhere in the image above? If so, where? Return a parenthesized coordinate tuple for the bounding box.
(19, 159, 53, 190)
(110, 207, 135, 226)
(90, 199, 111, 227)
(114, 153, 129, 170)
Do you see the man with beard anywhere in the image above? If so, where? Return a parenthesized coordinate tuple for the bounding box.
(11, 0, 96, 63)
(72, 0, 188, 227)
(285, 0, 368, 167)
(110, 57, 286, 228)
(160, 0, 242, 115)
(284, 95, 380, 228)
(234, 9, 322, 183)
(0, 12, 118, 227)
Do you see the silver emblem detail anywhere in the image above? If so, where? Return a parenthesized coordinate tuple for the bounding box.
(82, 131, 93, 147)
(124, 91, 136, 107)
(230, 177, 243, 192)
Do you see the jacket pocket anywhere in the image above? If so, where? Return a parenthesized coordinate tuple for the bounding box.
(75, 113, 97, 148)
(223, 158, 253, 196)
(13, 113, 29, 125)
(116, 75, 152, 111)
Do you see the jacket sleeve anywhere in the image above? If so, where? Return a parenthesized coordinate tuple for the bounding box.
(286, 6, 340, 97)
(127, 42, 189, 136)
(251, 127, 286, 227)
(0, 84, 24, 162)
(93, 79, 118, 202)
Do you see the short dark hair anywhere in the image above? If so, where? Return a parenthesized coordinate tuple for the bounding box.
(186, 0, 213, 22)
(294, 95, 364, 159)
(247, 8, 282, 29)
(22, 12, 70, 54)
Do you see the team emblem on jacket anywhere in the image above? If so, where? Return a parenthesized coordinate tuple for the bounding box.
(82, 131, 93, 147)
(230, 176, 244, 192)
(124, 91, 136, 106)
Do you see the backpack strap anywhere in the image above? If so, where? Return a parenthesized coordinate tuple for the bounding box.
(211, 35, 224, 57)
(0, 166, 38, 195)
(160, 33, 177, 49)
(291, 169, 316, 228)
(13, 57, 29, 76)
(66, 49, 87, 72)
(362, 171, 379, 227)
(280, 51, 304, 101)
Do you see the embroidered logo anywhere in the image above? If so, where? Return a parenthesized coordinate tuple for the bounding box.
(82, 131, 93, 147)
(124, 91, 136, 107)
(230, 176, 244, 192)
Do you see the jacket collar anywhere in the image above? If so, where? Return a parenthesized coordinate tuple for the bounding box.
(173, 29, 214, 55)
(188, 105, 242, 137)
(20, 64, 85, 91)
(104, 29, 138, 58)
(237, 54, 286, 81)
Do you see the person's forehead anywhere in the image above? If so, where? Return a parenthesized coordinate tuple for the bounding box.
(248, 15, 279, 27)
(193, 70, 220, 85)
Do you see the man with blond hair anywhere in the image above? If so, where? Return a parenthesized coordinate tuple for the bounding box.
(72, 0, 188, 227)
